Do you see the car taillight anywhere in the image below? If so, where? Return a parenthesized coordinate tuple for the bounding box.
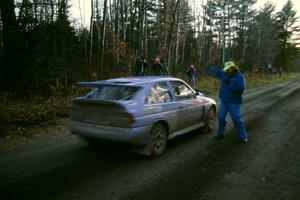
(127, 114, 136, 124)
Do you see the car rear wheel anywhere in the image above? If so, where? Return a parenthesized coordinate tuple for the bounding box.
(149, 123, 167, 156)
(204, 107, 216, 133)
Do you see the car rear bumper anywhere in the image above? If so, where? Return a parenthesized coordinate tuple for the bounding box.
(68, 120, 152, 145)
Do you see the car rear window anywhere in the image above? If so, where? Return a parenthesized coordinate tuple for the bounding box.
(85, 85, 140, 100)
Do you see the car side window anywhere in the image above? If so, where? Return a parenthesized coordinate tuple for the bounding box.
(145, 82, 172, 104)
(170, 81, 194, 101)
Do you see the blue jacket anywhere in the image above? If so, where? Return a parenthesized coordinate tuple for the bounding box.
(207, 64, 245, 104)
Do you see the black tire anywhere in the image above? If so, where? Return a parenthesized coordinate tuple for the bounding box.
(149, 123, 167, 156)
(204, 107, 216, 133)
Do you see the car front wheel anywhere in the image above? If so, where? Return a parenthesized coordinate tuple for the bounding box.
(204, 107, 216, 133)
(149, 123, 167, 156)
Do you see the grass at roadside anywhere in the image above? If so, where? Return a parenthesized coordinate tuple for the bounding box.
(0, 87, 88, 141)
(0, 72, 299, 145)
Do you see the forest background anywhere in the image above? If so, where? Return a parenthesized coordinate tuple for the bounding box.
(0, 0, 300, 139)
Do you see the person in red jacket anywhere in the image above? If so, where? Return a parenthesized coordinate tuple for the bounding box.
(152, 57, 163, 76)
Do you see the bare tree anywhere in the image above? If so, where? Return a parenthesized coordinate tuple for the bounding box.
(100, 0, 108, 71)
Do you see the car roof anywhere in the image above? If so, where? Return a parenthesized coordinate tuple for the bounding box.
(79, 76, 183, 87)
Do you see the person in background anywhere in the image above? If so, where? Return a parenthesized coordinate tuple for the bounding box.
(206, 60, 248, 143)
(186, 64, 196, 88)
(279, 67, 283, 77)
(136, 56, 148, 76)
(152, 57, 163, 76)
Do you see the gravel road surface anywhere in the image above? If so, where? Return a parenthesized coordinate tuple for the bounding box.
(1, 77, 299, 200)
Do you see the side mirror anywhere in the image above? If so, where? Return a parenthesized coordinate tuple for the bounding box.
(195, 90, 205, 96)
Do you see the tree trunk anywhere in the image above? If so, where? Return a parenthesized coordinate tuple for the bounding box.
(89, 0, 94, 76)
(181, 24, 187, 67)
(114, 0, 120, 72)
(100, 0, 108, 72)
(0, 0, 17, 56)
(0, 0, 18, 80)
(165, 0, 181, 74)
(144, 0, 148, 59)
(174, 7, 180, 71)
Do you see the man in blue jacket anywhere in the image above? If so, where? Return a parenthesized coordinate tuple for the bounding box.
(207, 61, 248, 143)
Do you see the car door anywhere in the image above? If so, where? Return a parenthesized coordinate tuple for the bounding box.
(144, 82, 179, 132)
(169, 81, 203, 130)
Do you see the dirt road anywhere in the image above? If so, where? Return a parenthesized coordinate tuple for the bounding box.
(0, 77, 300, 200)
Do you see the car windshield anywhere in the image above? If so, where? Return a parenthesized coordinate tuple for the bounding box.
(85, 85, 140, 101)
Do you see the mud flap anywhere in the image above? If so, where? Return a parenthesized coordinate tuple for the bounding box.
(130, 143, 152, 156)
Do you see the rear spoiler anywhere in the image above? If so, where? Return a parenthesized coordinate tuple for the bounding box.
(72, 98, 126, 110)
(78, 81, 105, 87)
(78, 81, 141, 88)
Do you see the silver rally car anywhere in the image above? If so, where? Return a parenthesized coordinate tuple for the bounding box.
(68, 76, 216, 156)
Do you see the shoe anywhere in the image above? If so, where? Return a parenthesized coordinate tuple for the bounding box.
(241, 138, 248, 143)
(214, 135, 224, 139)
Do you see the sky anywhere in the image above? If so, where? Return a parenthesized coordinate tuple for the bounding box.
(254, 0, 300, 16)
(70, 0, 300, 28)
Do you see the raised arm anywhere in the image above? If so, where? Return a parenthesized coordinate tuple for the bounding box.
(206, 64, 226, 80)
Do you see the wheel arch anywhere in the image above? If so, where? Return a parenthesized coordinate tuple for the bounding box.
(154, 120, 170, 135)
(210, 104, 217, 114)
